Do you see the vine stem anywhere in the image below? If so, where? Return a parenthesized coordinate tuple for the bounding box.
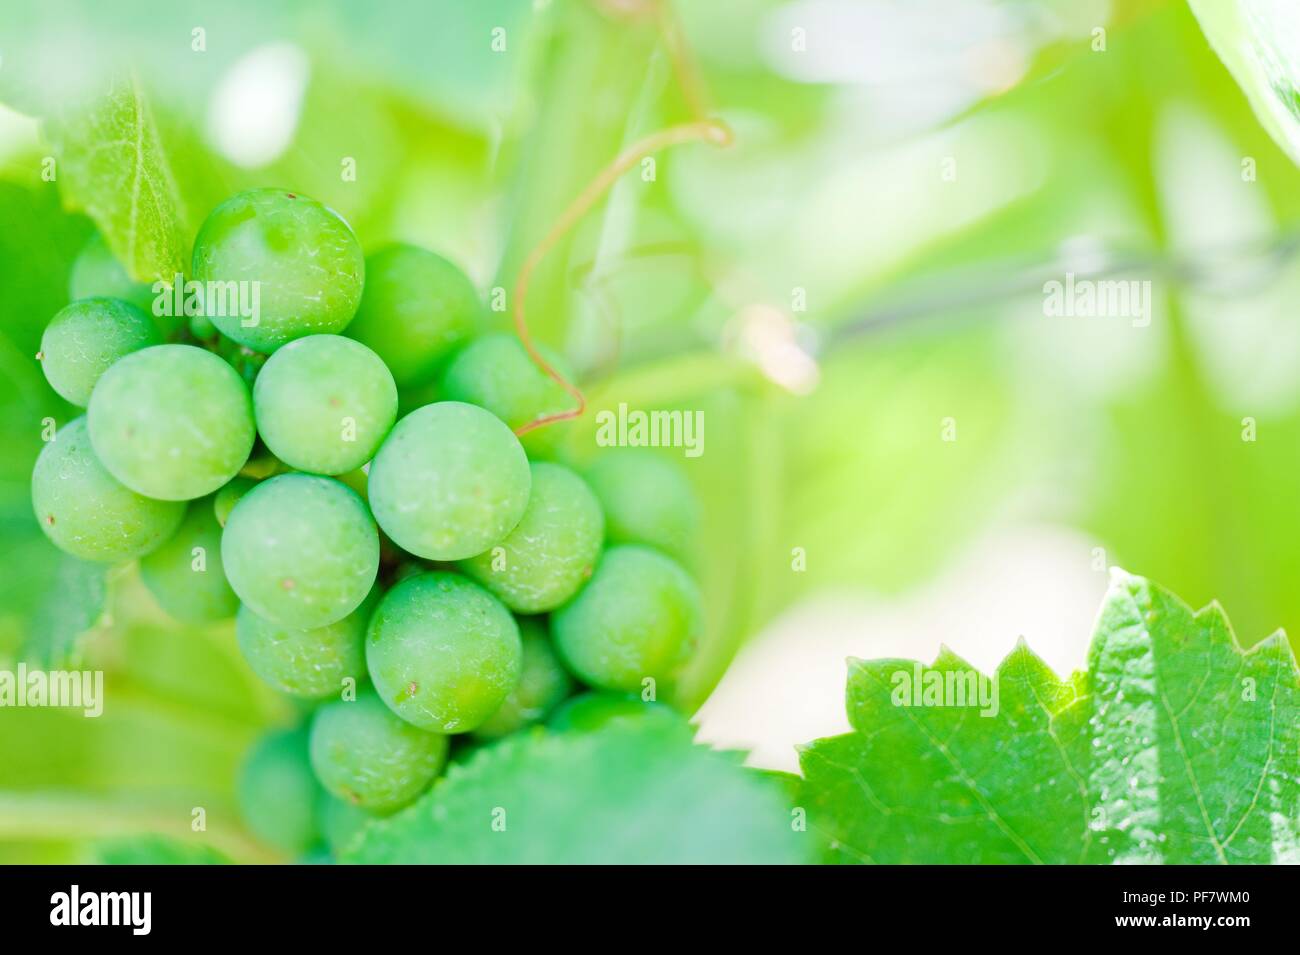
(511, 119, 733, 436)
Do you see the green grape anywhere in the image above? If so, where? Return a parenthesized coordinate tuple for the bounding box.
(237, 727, 321, 855)
(552, 544, 702, 693)
(440, 334, 575, 455)
(191, 188, 365, 353)
(253, 334, 397, 474)
(346, 244, 480, 388)
(309, 686, 448, 812)
(236, 587, 377, 699)
(31, 417, 184, 563)
(458, 461, 603, 612)
(139, 499, 238, 622)
(221, 473, 379, 629)
(549, 691, 672, 732)
(473, 617, 574, 739)
(189, 311, 217, 340)
(213, 476, 259, 527)
(368, 402, 530, 561)
(334, 467, 368, 501)
(38, 297, 160, 406)
(366, 572, 522, 733)
(87, 344, 256, 500)
(68, 233, 164, 326)
(583, 449, 701, 565)
(318, 791, 378, 855)
(215, 335, 269, 388)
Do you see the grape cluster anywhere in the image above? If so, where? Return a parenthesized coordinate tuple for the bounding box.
(33, 188, 704, 852)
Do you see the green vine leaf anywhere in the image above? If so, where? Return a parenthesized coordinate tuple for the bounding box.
(25, 555, 108, 667)
(1190, 0, 1300, 165)
(798, 570, 1300, 864)
(346, 713, 809, 864)
(44, 73, 189, 283)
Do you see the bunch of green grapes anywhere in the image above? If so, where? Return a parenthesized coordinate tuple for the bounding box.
(32, 190, 706, 859)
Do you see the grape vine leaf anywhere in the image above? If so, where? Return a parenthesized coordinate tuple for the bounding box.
(346, 714, 809, 864)
(1190, 0, 1300, 166)
(24, 555, 107, 667)
(798, 570, 1300, 864)
(43, 74, 189, 283)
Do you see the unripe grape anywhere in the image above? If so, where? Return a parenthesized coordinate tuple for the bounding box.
(309, 686, 448, 812)
(552, 544, 702, 693)
(237, 727, 321, 855)
(440, 334, 575, 455)
(318, 791, 378, 855)
(253, 334, 397, 475)
(39, 297, 160, 406)
(346, 244, 480, 388)
(473, 617, 573, 739)
(367, 401, 530, 561)
(221, 473, 379, 629)
(236, 587, 377, 699)
(583, 449, 700, 565)
(31, 417, 184, 563)
(68, 233, 163, 327)
(366, 572, 522, 733)
(139, 499, 239, 622)
(459, 461, 603, 612)
(191, 189, 365, 353)
(87, 344, 256, 501)
(549, 691, 672, 732)
(212, 475, 259, 527)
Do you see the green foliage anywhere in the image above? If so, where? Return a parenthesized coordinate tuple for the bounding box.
(43, 75, 191, 283)
(1190, 0, 1300, 165)
(799, 572, 1300, 864)
(346, 714, 809, 864)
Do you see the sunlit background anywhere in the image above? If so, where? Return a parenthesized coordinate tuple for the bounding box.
(1, 0, 1297, 859)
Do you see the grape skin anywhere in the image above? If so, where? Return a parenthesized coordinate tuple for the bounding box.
(367, 401, 531, 561)
(458, 461, 604, 613)
(68, 233, 166, 329)
(221, 473, 379, 629)
(236, 587, 377, 699)
(191, 189, 365, 353)
(39, 297, 160, 406)
(552, 544, 703, 693)
(309, 686, 448, 812)
(237, 727, 321, 855)
(31, 416, 185, 563)
(583, 449, 701, 566)
(253, 334, 397, 475)
(440, 334, 576, 456)
(346, 244, 480, 388)
(366, 572, 522, 733)
(473, 616, 574, 739)
(212, 475, 259, 527)
(87, 344, 256, 501)
(318, 791, 379, 856)
(139, 499, 239, 622)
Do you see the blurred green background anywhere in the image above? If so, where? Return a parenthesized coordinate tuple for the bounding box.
(2, 0, 1298, 862)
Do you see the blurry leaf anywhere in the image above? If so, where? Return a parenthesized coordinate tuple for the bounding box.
(347, 715, 809, 864)
(92, 834, 231, 865)
(25, 555, 107, 666)
(44, 74, 189, 283)
(1190, 0, 1300, 166)
(799, 571, 1300, 864)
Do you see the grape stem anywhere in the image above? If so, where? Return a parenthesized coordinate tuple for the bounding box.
(512, 1, 732, 437)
